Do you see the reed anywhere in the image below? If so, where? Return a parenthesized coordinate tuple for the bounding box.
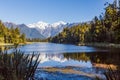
(0, 50, 40, 80)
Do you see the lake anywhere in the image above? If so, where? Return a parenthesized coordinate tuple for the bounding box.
(3, 42, 120, 80)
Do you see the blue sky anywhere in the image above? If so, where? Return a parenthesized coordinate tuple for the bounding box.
(0, 0, 113, 24)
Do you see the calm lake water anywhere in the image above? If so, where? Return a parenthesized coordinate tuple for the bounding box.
(2, 42, 120, 80)
(7, 42, 108, 67)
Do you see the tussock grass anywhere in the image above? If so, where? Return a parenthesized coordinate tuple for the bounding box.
(0, 50, 40, 80)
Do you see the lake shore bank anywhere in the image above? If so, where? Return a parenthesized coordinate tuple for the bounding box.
(0, 43, 13, 46)
(0, 42, 33, 46)
(2, 42, 120, 49)
(78, 43, 120, 48)
(92, 63, 117, 70)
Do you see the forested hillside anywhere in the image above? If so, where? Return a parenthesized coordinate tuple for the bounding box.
(0, 21, 26, 44)
(50, 2, 120, 44)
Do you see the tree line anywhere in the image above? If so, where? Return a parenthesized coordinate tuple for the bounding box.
(50, 1, 120, 44)
(27, 38, 48, 42)
(0, 20, 26, 44)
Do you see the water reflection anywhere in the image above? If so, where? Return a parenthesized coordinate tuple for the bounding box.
(36, 53, 108, 80)
(1, 42, 120, 79)
(38, 53, 92, 68)
(10, 42, 102, 54)
(0, 46, 14, 52)
(3, 43, 120, 67)
(64, 52, 120, 66)
(38, 51, 120, 68)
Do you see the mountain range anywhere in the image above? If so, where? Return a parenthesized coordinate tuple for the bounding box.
(4, 21, 79, 39)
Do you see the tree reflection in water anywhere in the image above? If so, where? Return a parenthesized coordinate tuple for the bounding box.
(64, 53, 90, 62)
(63, 51, 120, 67)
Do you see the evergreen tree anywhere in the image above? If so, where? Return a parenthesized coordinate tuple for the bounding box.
(0, 20, 26, 44)
(50, 1, 120, 44)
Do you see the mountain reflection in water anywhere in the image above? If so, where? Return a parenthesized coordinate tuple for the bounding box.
(1, 43, 120, 80)
(37, 51, 120, 68)
(38, 53, 92, 67)
(1, 43, 120, 67)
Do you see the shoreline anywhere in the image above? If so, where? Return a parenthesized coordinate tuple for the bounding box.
(0, 43, 14, 46)
(92, 63, 117, 70)
(0, 42, 33, 46)
(1, 42, 120, 49)
(78, 43, 120, 48)
(27, 42, 120, 49)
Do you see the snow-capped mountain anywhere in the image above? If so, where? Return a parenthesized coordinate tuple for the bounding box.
(28, 21, 66, 29)
(28, 21, 49, 29)
(27, 21, 67, 38)
(4, 21, 79, 39)
(51, 21, 66, 28)
(4, 22, 45, 39)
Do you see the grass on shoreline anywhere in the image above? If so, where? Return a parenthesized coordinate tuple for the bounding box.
(1, 42, 120, 49)
(78, 43, 120, 48)
(0, 42, 33, 46)
(0, 43, 13, 46)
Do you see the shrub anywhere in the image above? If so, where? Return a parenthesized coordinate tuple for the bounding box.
(0, 50, 40, 80)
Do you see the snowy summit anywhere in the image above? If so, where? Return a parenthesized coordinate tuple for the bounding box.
(27, 21, 67, 30)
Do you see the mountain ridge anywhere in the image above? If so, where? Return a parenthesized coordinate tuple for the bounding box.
(4, 22, 45, 39)
(4, 21, 79, 39)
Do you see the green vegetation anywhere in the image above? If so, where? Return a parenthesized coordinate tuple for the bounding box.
(27, 38, 48, 42)
(0, 50, 40, 80)
(0, 20, 26, 45)
(50, 1, 120, 44)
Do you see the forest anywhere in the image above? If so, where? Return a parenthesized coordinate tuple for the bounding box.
(0, 21, 26, 44)
(50, 2, 120, 44)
